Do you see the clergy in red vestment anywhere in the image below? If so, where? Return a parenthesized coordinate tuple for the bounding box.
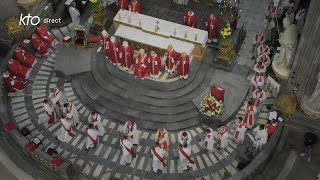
(107, 36, 121, 65)
(148, 51, 162, 79)
(244, 101, 257, 129)
(31, 33, 51, 55)
(134, 49, 149, 79)
(177, 52, 190, 79)
(7, 59, 30, 79)
(164, 44, 177, 74)
(206, 14, 219, 43)
(117, 0, 128, 10)
(252, 88, 267, 111)
(252, 32, 264, 59)
(129, 0, 141, 13)
(257, 43, 270, 56)
(36, 24, 55, 45)
(184, 11, 197, 28)
(14, 46, 36, 68)
(250, 72, 265, 92)
(119, 41, 134, 71)
(101, 30, 111, 58)
(3, 71, 26, 93)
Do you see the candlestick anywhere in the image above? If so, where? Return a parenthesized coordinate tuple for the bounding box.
(184, 29, 187, 38)
(155, 23, 157, 32)
(128, 14, 131, 23)
(174, 27, 176, 35)
(118, 13, 121, 20)
(195, 32, 198, 41)
(139, 17, 141, 26)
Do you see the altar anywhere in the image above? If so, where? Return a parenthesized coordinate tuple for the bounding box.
(113, 10, 208, 60)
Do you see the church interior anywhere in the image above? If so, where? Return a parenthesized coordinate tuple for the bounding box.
(0, 0, 319, 179)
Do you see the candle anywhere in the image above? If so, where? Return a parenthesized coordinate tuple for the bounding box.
(139, 17, 141, 26)
(174, 27, 176, 35)
(195, 32, 198, 41)
(184, 29, 187, 38)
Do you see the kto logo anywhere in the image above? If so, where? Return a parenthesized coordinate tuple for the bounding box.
(19, 13, 40, 25)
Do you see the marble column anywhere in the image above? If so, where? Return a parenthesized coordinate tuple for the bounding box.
(0, 0, 21, 20)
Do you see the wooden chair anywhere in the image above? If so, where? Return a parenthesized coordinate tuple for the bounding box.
(73, 27, 86, 48)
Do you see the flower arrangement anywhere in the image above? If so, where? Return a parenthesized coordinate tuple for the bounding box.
(220, 23, 232, 39)
(89, 0, 100, 9)
(200, 95, 224, 117)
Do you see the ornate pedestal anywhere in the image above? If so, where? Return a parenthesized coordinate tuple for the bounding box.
(301, 96, 320, 119)
(216, 38, 233, 63)
(272, 53, 291, 80)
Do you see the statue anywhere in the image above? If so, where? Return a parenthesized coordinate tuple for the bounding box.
(272, 17, 298, 79)
(301, 71, 320, 119)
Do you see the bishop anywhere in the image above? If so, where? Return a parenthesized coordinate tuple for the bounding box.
(177, 52, 190, 79)
(148, 51, 162, 79)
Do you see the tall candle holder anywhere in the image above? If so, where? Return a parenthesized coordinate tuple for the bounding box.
(195, 32, 198, 41)
(128, 14, 131, 23)
(184, 29, 187, 38)
(139, 17, 141, 26)
(174, 27, 176, 35)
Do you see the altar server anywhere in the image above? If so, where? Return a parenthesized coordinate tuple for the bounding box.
(101, 30, 111, 58)
(14, 46, 36, 68)
(203, 128, 215, 152)
(31, 33, 51, 55)
(256, 53, 271, 67)
(251, 72, 265, 92)
(184, 11, 197, 28)
(43, 99, 56, 124)
(151, 142, 167, 172)
(88, 112, 106, 136)
(295, 5, 306, 34)
(57, 115, 75, 142)
(253, 124, 268, 151)
(178, 143, 194, 171)
(128, 0, 141, 13)
(107, 36, 121, 66)
(155, 128, 169, 151)
(252, 88, 267, 110)
(134, 48, 149, 79)
(257, 43, 270, 56)
(234, 117, 246, 144)
(3, 71, 26, 93)
(120, 41, 134, 71)
(49, 87, 67, 109)
(253, 61, 267, 75)
(206, 14, 219, 43)
(177, 52, 190, 79)
(217, 126, 229, 150)
(63, 102, 80, 127)
(85, 124, 100, 152)
(148, 51, 162, 79)
(117, 0, 128, 10)
(178, 131, 192, 147)
(164, 44, 177, 75)
(7, 58, 30, 79)
(120, 134, 136, 165)
(123, 120, 139, 145)
(36, 24, 55, 45)
(244, 101, 257, 129)
(252, 32, 264, 59)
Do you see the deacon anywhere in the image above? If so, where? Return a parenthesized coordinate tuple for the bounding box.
(57, 114, 75, 142)
(251, 72, 265, 92)
(85, 124, 100, 152)
(217, 126, 229, 150)
(49, 87, 67, 109)
(117, 0, 128, 10)
(178, 131, 192, 147)
(206, 14, 219, 43)
(253, 61, 267, 75)
(252, 88, 267, 111)
(257, 43, 270, 56)
(234, 117, 246, 144)
(7, 59, 30, 79)
(134, 49, 149, 79)
(14, 46, 36, 68)
(295, 5, 306, 34)
(128, 0, 141, 13)
(43, 99, 56, 124)
(164, 44, 177, 75)
(151, 142, 167, 173)
(251, 32, 264, 59)
(107, 36, 121, 66)
(88, 112, 106, 136)
(155, 128, 169, 151)
(123, 120, 139, 145)
(253, 124, 268, 151)
(101, 30, 111, 58)
(120, 134, 136, 165)
(120, 41, 134, 71)
(285, 5, 295, 24)
(3, 71, 26, 93)
(203, 128, 215, 152)
(184, 11, 197, 28)
(256, 53, 271, 67)
(148, 51, 162, 79)
(244, 101, 257, 129)
(262, 16, 275, 42)
(31, 33, 51, 55)
(266, 2, 277, 18)
(177, 52, 190, 79)
(36, 24, 55, 45)
(63, 102, 80, 127)
(178, 143, 194, 171)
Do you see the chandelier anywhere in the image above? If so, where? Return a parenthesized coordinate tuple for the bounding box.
(219, 0, 241, 23)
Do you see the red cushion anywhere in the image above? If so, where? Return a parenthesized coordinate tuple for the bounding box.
(211, 85, 225, 102)
(51, 157, 63, 167)
(4, 121, 16, 132)
(25, 142, 38, 152)
(89, 36, 99, 43)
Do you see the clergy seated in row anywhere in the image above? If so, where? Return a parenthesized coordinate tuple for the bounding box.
(251, 72, 265, 92)
(31, 33, 51, 56)
(128, 0, 141, 13)
(85, 124, 100, 153)
(36, 24, 55, 45)
(7, 58, 31, 79)
(3, 71, 26, 93)
(256, 53, 271, 67)
(253, 61, 267, 75)
(134, 49, 149, 79)
(253, 124, 268, 151)
(88, 112, 106, 136)
(14, 46, 36, 68)
(123, 120, 139, 145)
(184, 11, 197, 28)
(206, 14, 219, 43)
(119, 41, 134, 71)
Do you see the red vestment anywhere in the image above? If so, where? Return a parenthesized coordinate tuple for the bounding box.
(177, 55, 190, 77)
(184, 12, 197, 28)
(134, 54, 149, 78)
(107, 41, 121, 65)
(245, 104, 256, 126)
(31, 34, 50, 55)
(129, 2, 141, 13)
(148, 55, 161, 76)
(14, 47, 35, 68)
(206, 16, 219, 40)
(7, 59, 29, 78)
(36, 25, 55, 44)
(120, 45, 134, 69)
(266, 124, 277, 137)
(117, 0, 128, 10)
(101, 34, 111, 57)
(165, 49, 177, 71)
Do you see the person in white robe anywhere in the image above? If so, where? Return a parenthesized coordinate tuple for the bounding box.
(178, 131, 192, 147)
(267, 105, 278, 122)
(233, 117, 246, 144)
(122, 120, 139, 145)
(203, 128, 215, 152)
(63, 103, 80, 126)
(49, 87, 67, 110)
(253, 124, 268, 151)
(69, 2, 80, 28)
(42, 99, 56, 124)
(217, 126, 229, 150)
(57, 115, 74, 142)
(85, 124, 100, 152)
(155, 128, 169, 151)
(151, 142, 167, 172)
(120, 134, 136, 165)
(252, 88, 267, 111)
(88, 112, 106, 136)
(178, 143, 194, 171)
